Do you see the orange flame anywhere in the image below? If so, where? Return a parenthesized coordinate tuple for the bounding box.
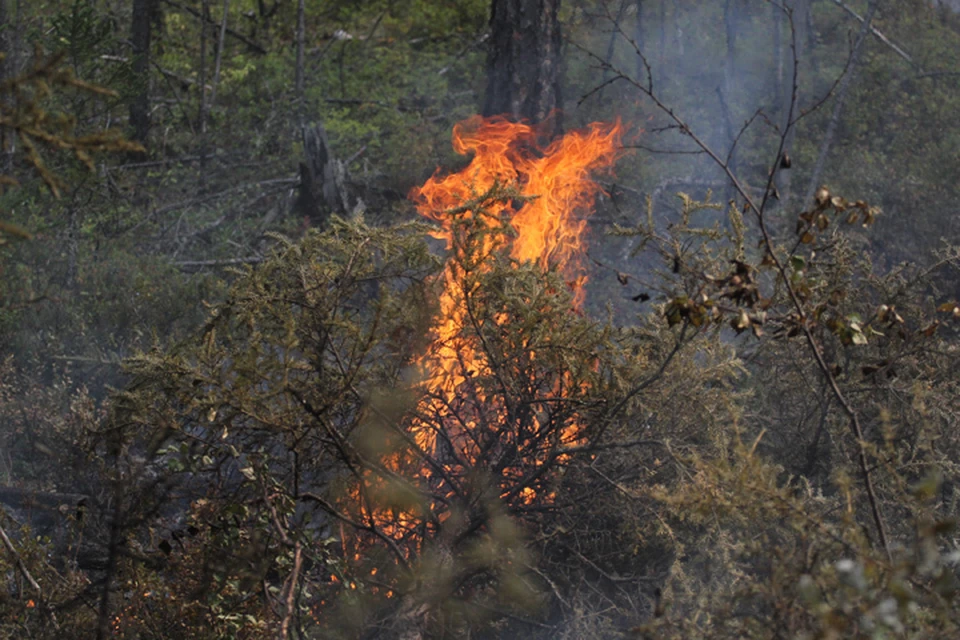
(409, 115, 621, 458)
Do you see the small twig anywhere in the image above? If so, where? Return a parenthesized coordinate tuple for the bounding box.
(152, 177, 297, 218)
(299, 491, 411, 572)
(208, 0, 230, 110)
(345, 145, 367, 165)
(324, 97, 419, 113)
(560, 438, 666, 455)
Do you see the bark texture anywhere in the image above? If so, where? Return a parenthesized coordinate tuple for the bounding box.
(483, 0, 563, 134)
(0, 0, 10, 178)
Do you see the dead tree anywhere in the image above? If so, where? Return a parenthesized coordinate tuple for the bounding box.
(130, 0, 158, 148)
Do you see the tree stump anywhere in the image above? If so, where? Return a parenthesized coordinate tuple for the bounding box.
(297, 122, 351, 228)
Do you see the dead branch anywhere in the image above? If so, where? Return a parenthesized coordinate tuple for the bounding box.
(830, 0, 915, 67)
(175, 257, 263, 270)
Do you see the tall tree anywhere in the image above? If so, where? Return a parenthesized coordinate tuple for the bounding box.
(483, 0, 562, 135)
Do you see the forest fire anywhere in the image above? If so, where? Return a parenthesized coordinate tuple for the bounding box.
(401, 117, 621, 512)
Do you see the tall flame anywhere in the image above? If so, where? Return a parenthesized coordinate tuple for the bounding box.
(407, 115, 621, 488)
(414, 115, 621, 286)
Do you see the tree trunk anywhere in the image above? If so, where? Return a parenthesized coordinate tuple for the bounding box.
(0, 0, 10, 183)
(130, 0, 155, 148)
(724, 0, 738, 98)
(721, 0, 740, 200)
(209, 0, 229, 110)
(657, 0, 666, 88)
(773, 1, 782, 108)
(198, 0, 209, 187)
(483, 0, 562, 135)
(295, 0, 306, 119)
